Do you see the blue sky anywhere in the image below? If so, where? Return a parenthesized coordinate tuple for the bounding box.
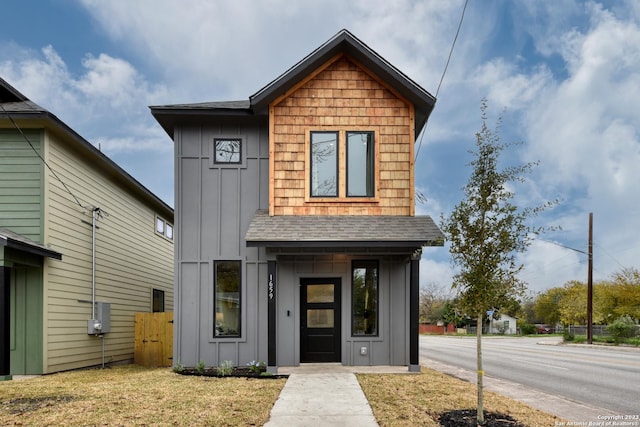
(2, 0, 639, 294)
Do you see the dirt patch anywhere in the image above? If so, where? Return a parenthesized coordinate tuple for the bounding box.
(439, 409, 525, 427)
(1, 396, 75, 414)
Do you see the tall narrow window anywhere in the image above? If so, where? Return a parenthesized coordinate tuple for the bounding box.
(214, 260, 241, 337)
(152, 289, 165, 312)
(347, 132, 374, 197)
(352, 260, 378, 336)
(310, 131, 338, 197)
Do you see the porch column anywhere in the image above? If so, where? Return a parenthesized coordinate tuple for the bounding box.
(267, 260, 277, 373)
(409, 253, 420, 372)
(0, 265, 11, 380)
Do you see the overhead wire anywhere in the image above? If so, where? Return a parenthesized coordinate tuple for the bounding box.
(415, 0, 469, 161)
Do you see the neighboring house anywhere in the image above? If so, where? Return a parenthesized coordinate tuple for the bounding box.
(489, 314, 518, 335)
(0, 78, 174, 379)
(151, 29, 444, 372)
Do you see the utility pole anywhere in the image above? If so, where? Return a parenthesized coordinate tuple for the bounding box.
(587, 212, 593, 344)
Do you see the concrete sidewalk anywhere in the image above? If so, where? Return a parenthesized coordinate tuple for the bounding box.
(264, 364, 409, 426)
(264, 372, 378, 426)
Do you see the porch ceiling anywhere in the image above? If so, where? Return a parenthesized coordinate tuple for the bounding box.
(245, 210, 444, 250)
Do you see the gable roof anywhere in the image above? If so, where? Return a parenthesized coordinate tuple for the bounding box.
(251, 29, 435, 122)
(0, 77, 173, 218)
(151, 29, 436, 138)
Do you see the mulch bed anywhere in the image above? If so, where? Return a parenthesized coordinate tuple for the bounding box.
(439, 409, 525, 427)
(177, 366, 288, 379)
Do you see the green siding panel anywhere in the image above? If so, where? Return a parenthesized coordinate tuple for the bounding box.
(0, 130, 44, 243)
(9, 265, 44, 375)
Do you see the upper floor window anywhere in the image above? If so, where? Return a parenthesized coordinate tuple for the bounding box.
(155, 215, 174, 241)
(214, 138, 242, 164)
(347, 132, 374, 197)
(309, 130, 375, 198)
(310, 132, 338, 197)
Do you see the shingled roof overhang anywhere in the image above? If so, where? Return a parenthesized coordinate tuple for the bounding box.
(245, 210, 444, 252)
(0, 227, 62, 260)
(151, 29, 436, 139)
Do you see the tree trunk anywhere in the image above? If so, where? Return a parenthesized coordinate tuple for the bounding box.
(477, 311, 484, 426)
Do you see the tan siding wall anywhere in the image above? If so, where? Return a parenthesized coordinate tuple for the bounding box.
(41, 132, 173, 373)
(270, 55, 415, 216)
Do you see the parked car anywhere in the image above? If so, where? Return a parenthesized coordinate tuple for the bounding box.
(535, 324, 555, 334)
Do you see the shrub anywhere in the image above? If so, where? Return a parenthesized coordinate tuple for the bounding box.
(195, 360, 206, 374)
(607, 315, 637, 343)
(173, 361, 184, 373)
(519, 324, 536, 335)
(246, 360, 265, 374)
(217, 360, 234, 377)
(563, 329, 575, 342)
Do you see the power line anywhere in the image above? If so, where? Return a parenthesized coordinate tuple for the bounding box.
(1, 104, 86, 209)
(415, 0, 469, 161)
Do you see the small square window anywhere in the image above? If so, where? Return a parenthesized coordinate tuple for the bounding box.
(214, 138, 242, 164)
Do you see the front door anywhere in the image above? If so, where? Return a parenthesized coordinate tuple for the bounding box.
(300, 278, 341, 362)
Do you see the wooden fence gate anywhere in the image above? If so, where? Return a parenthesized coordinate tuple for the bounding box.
(134, 312, 173, 367)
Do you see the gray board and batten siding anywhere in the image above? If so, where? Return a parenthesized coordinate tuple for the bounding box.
(173, 119, 270, 367)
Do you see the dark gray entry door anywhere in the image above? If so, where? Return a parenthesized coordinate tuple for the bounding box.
(300, 278, 341, 362)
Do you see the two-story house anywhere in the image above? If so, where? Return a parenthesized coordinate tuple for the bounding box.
(151, 29, 443, 372)
(1, 77, 174, 379)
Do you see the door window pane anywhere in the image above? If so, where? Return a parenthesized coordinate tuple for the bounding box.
(214, 260, 241, 337)
(352, 261, 378, 336)
(347, 132, 374, 197)
(307, 309, 334, 328)
(307, 284, 334, 303)
(310, 132, 338, 197)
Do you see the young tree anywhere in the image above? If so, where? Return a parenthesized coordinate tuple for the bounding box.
(441, 100, 553, 426)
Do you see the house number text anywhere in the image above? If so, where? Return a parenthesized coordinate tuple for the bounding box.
(268, 274, 274, 300)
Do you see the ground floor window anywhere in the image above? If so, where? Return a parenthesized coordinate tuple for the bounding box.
(352, 260, 378, 336)
(152, 289, 165, 312)
(214, 260, 241, 337)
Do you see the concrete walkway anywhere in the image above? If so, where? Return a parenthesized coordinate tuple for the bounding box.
(265, 364, 409, 426)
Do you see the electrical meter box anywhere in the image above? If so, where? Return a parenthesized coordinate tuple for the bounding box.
(87, 301, 111, 335)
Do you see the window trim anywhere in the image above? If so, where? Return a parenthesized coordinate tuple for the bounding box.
(351, 260, 379, 337)
(209, 135, 247, 169)
(213, 259, 242, 338)
(305, 127, 379, 203)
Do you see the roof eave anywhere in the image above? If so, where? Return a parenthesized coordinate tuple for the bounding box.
(246, 240, 444, 248)
(0, 235, 62, 260)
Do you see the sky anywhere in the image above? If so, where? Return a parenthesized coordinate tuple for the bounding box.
(1, 0, 639, 295)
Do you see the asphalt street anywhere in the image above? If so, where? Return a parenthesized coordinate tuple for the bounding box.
(420, 335, 640, 416)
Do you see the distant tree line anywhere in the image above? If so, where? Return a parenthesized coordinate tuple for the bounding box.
(420, 267, 640, 329)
